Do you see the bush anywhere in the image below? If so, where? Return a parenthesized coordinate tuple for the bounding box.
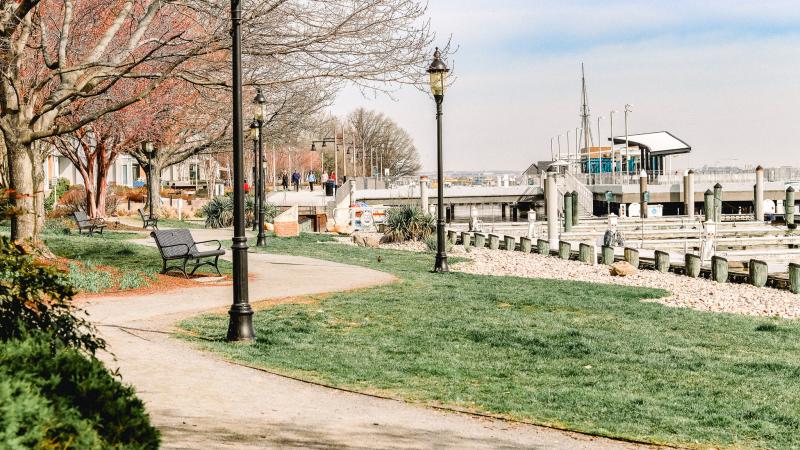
(202, 194, 272, 228)
(384, 205, 435, 242)
(65, 262, 114, 293)
(0, 237, 104, 355)
(0, 333, 160, 449)
(425, 233, 453, 253)
(58, 186, 86, 214)
(45, 178, 71, 213)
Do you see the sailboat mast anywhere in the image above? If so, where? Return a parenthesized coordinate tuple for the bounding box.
(580, 63, 592, 155)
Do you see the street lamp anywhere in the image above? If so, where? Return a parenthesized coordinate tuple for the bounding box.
(427, 47, 449, 273)
(624, 104, 633, 177)
(596, 116, 603, 180)
(249, 119, 260, 233)
(609, 110, 617, 183)
(227, 0, 255, 342)
(253, 88, 267, 247)
(142, 141, 155, 221)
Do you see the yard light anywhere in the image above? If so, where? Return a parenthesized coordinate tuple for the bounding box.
(253, 89, 267, 247)
(427, 47, 450, 273)
(227, 0, 255, 342)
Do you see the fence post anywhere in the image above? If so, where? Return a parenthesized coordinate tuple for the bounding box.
(488, 234, 500, 250)
(461, 231, 471, 247)
(559, 241, 571, 259)
(537, 239, 549, 255)
(655, 250, 670, 273)
(749, 259, 768, 288)
(520, 237, 532, 253)
(504, 235, 516, 251)
(685, 253, 701, 278)
(474, 233, 486, 248)
(564, 192, 573, 232)
(712, 256, 728, 283)
(624, 247, 639, 268)
(790, 263, 800, 294)
(601, 246, 615, 265)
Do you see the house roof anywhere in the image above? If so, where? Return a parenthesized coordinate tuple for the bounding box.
(609, 131, 691, 156)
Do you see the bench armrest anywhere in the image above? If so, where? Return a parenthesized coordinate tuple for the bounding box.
(194, 239, 222, 250)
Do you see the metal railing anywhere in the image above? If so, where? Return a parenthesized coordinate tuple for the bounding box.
(578, 172, 760, 186)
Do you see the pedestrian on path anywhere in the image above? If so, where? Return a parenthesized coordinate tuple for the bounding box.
(281, 171, 289, 191)
(307, 172, 317, 191)
(291, 171, 301, 191)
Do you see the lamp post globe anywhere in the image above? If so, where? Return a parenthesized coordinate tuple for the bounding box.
(427, 47, 450, 273)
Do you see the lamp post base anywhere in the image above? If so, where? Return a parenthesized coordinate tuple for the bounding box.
(433, 253, 449, 273)
(226, 306, 255, 342)
(256, 233, 266, 247)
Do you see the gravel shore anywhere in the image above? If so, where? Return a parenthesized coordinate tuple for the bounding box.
(335, 234, 800, 319)
(455, 247, 800, 320)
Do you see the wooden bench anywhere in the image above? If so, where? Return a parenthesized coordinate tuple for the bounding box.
(151, 229, 224, 278)
(138, 208, 159, 230)
(72, 211, 106, 236)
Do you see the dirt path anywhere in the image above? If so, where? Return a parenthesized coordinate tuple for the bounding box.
(83, 233, 659, 449)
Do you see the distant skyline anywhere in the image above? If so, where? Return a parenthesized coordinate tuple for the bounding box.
(330, 1, 800, 172)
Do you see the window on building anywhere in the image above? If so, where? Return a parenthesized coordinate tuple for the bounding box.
(122, 165, 128, 185)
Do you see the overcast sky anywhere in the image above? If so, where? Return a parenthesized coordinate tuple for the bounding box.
(329, 1, 800, 172)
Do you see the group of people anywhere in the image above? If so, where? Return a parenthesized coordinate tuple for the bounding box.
(280, 170, 336, 192)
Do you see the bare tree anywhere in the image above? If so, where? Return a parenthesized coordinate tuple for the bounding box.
(347, 107, 421, 178)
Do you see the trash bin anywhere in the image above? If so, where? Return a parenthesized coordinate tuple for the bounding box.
(325, 180, 335, 196)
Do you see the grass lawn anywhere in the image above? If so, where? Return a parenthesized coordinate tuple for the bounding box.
(42, 231, 232, 292)
(181, 234, 800, 448)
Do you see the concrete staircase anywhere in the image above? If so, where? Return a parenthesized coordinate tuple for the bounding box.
(556, 172, 594, 217)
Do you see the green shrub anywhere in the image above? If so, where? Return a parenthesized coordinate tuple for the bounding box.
(384, 205, 435, 242)
(0, 333, 160, 449)
(45, 178, 71, 213)
(66, 262, 113, 293)
(425, 234, 453, 253)
(118, 271, 146, 290)
(202, 194, 272, 229)
(0, 237, 104, 355)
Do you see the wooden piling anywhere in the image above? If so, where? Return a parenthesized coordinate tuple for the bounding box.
(685, 253, 701, 278)
(447, 230, 458, 245)
(624, 247, 639, 268)
(474, 233, 486, 248)
(504, 235, 516, 251)
(749, 259, 768, 288)
(713, 183, 723, 222)
(537, 239, 549, 255)
(790, 263, 800, 294)
(559, 241, 571, 260)
(564, 192, 573, 232)
(579, 243, 594, 264)
(786, 186, 795, 226)
(601, 246, 615, 265)
(712, 256, 728, 283)
(571, 191, 580, 226)
(488, 234, 500, 250)
(655, 250, 670, 273)
(520, 237, 532, 253)
(703, 189, 714, 222)
(461, 231, 471, 247)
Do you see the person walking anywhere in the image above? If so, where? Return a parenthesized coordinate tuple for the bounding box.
(281, 171, 289, 191)
(291, 170, 301, 192)
(307, 171, 317, 191)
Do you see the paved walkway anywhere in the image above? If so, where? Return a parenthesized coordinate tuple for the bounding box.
(83, 230, 656, 449)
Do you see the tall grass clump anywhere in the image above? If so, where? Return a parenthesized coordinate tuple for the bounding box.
(384, 205, 434, 242)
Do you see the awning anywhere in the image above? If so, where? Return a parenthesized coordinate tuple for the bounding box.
(609, 131, 691, 157)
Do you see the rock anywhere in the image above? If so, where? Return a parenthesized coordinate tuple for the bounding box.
(352, 232, 381, 248)
(336, 225, 354, 236)
(265, 222, 275, 232)
(610, 261, 638, 277)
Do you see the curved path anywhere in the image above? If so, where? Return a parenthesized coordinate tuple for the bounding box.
(83, 231, 656, 449)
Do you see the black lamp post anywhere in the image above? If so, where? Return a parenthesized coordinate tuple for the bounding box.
(249, 119, 259, 232)
(310, 138, 334, 178)
(142, 141, 155, 220)
(428, 47, 450, 273)
(227, 0, 255, 342)
(254, 88, 267, 247)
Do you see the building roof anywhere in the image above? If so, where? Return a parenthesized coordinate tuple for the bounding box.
(609, 131, 691, 156)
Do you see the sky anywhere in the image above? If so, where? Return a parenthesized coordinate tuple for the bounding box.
(329, 0, 800, 172)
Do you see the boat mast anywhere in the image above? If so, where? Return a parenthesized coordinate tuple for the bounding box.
(580, 63, 592, 158)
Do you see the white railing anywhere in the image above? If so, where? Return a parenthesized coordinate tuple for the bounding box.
(579, 172, 760, 186)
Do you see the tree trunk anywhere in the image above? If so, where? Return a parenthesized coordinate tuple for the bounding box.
(31, 148, 46, 234)
(9, 142, 37, 242)
(145, 161, 162, 216)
